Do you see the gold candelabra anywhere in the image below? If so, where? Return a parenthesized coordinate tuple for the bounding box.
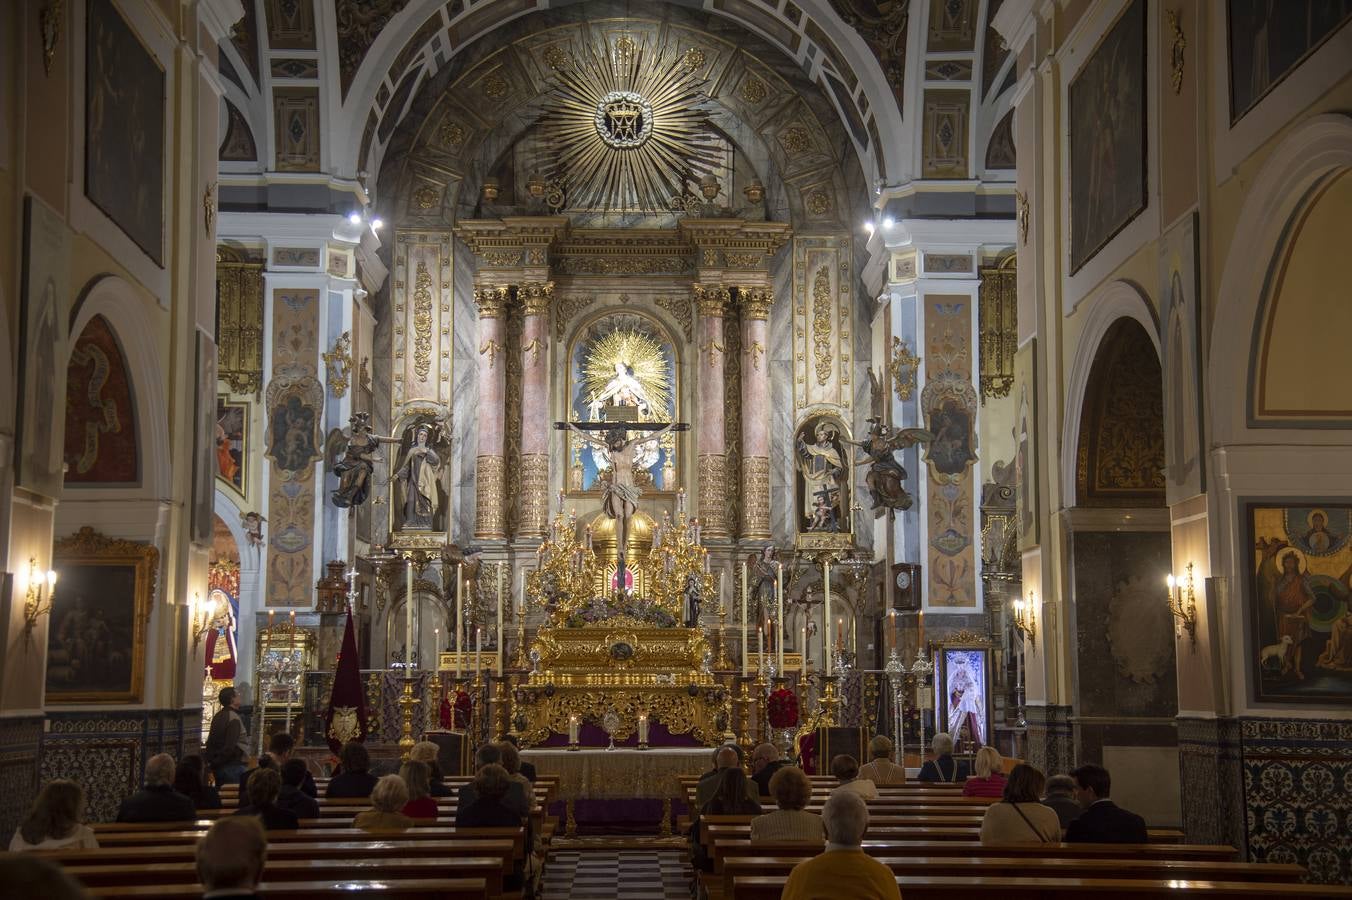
(1012, 591, 1038, 649)
(737, 677, 755, 759)
(397, 677, 417, 761)
(426, 670, 443, 732)
(493, 675, 511, 741)
(22, 558, 57, 643)
(818, 674, 841, 726)
(1167, 563, 1199, 649)
(716, 601, 732, 670)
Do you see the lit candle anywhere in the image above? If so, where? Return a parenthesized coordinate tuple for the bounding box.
(405, 560, 414, 667)
(758, 624, 765, 664)
(801, 626, 809, 676)
(823, 559, 832, 676)
(455, 564, 464, 677)
(434, 628, 440, 658)
(496, 563, 505, 676)
(837, 617, 843, 649)
(568, 714, 580, 745)
(638, 712, 649, 744)
(741, 562, 749, 677)
(776, 562, 785, 676)
(519, 575, 526, 616)
(289, 610, 296, 626)
(268, 610, 275, 628)
(475, 626, 482, 677)
(918, 610, 925, 649)
(889, 609, 897, 651)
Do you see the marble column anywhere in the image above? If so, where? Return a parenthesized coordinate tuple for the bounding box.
(694, 284, 730, 537)
(739, 287, 773, 539)
(518, 281, 552, 537)
(474, 285, 509, 539)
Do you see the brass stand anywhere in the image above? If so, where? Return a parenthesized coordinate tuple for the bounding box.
(818, 674, 841, 726)
(715, 604, 732, 670)
(753, 670, 768, 744)
(397, 677, 417, 761)
(493, 674, 510, 741)
(737, 677, 755, 760)
(427, 670, 443, 732)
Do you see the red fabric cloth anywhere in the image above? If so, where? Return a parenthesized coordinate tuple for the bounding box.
(962, 773, 1007, 798)
(402, 796, 439, 819)
(323, 608, 369, 754)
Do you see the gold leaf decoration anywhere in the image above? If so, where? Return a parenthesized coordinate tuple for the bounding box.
(812, 265, 833, 386)
(412, 261, 433, 381)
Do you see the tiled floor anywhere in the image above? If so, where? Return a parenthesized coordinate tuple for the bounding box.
(541, 849, 690, 899)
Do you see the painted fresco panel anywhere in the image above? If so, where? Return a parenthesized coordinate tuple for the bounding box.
(1068, 0, 1147, 274)
(63, 315, 138, 484)
(216, 397, 247, 495)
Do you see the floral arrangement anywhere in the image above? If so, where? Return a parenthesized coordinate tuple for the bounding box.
(563, 594, 678, 629)
(767, 687, 799, 729)
(441, 689, 473, 730)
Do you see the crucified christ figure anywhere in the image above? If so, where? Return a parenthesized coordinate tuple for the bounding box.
(557, 421, 686, 591)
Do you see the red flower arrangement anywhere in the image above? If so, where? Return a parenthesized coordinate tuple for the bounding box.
(767, 688, 799, 729)
(440, 690, 474, 730)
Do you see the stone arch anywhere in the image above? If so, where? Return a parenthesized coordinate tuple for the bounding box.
(1210, 113, 1352, 446)
(1060, 280, 1160, 504)
(66, 275, 171, 499)
(214, 487, 262, 696)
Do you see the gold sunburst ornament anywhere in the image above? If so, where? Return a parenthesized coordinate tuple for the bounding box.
(582, 327, 673, 423)
(540, 32, 723, 212)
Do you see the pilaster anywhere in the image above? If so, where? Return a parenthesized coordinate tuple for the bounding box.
(694, 284, 730, 538)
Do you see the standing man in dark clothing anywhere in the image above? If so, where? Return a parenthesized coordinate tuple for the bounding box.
(204, 687, 250, 788)
(1064, 764, 1148, 843)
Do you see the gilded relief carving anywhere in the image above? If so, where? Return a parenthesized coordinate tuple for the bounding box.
(554, 294, 596, 341)
(336, 0, 409, 95)
(215, 247, 265, 395)
(412, 261, 434, 381)
(812, 266, 833, 386)
(654, 295, 693, 341)
(978, 258, 1017, 401)
(890, 337, 919, 402)
(829, 0, 909, 108)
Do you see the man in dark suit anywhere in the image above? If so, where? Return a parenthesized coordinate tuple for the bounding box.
(750, 742, 790, 797)
(457, 744, 530, 819)
(276, 759, 320, 820)
(196, 815, 267, 899)
(1064, 763, 1148, 843)
(116, 753, 197, 823)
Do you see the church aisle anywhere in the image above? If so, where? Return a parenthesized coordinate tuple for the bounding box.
(541, 849, 690, 900)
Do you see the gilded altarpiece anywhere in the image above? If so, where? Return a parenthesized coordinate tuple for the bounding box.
(792, 236, 854, 413)
(266, 289, 322, 606)
(391, 231, 454, 408)
(923, 297, 979, 608)
(215, 247, 265, 395)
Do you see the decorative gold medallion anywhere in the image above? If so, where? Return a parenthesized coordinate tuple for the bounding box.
(328, 706, 361, 745)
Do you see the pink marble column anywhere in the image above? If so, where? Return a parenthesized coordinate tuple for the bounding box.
(740, 287, 773, 539)
(695, 284, 730, 538)
(518, 282, 552, 537)
(474, 285, 508, 539)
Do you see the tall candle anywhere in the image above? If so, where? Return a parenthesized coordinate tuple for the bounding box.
(837, 617, 843, 649)
(475, 626, 482, 678)
(496, 563, 505, 676)
(889, 609, 897, 651)
(568, 714, 580, 745)
(776, 562, 785, 676)
(758, 625, 764, 665)
(638, 713, 649, 744)
(918, 610, 925, 649)
(434, 628, 440, 658)
(741, 562, 749, 677)
(823, 559, 832, 676)
(455, 564, 464, 677)
(801, 626, 809, 676)
(405, 559, 414, 668)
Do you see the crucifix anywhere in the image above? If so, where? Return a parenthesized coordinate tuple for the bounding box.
(555, 420, 689, 594)
(344, 564, 359, 614)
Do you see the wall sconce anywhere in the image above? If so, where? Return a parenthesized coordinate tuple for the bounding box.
(23, 558, 57, 643)
(192, 592, 219, 653)
(1013, 590, 1038, 649)
(1167, 563, 1199, 650)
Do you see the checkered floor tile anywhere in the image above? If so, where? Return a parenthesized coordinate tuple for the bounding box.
(542, 849, 690, 899)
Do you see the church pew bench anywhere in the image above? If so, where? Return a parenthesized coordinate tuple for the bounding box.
(91, 818, 539, 850)
(716, 855, 1306, 898)
(85, 878, 489, 899)
(33, 838, 515, 869)
(90, 826, 527, 859)
(63, 856, 506, 898)
(729, 875, 1352, 900)
(709, 839, 1241, 870)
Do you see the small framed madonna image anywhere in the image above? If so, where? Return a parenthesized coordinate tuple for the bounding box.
(46, 527, 159, 704)
(935, 643, 993, 751)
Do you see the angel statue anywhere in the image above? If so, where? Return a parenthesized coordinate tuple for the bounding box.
(331, 413, 399, 509)
(557, 421, 687, 582)
(395, 423, 443, 530)
(847, 416, 934, 514)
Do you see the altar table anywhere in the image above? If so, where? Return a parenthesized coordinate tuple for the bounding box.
(521, 747, 711, 836)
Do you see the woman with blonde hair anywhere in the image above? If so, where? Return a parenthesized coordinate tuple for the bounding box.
(858, 734, 907, 785)
(962, 746, 1008, 798)
(409, 741, 452, 796)
(10, 780, 98, 851)
(353, 774, 414, 832)
(399, 760, 438, 819)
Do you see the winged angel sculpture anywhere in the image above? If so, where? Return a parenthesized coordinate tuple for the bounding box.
(847, 416, 933, 515)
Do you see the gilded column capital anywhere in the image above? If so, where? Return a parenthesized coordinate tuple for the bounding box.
(693, 283, 730, 318)
(519, 281, 554, 316)
(474, 286, 509, 318)
(739, 287, 774, 321)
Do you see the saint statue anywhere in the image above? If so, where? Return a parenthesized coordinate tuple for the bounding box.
(946, 661, 985, 746)
(845, 416, 934, 514)
(796, 422, 847, 532)
(331, 413, 399, 509)
(683, 573, 702, 628)
(395, 424, 442, 530)
(587, 359, 653, 419)
(748, 546, 778, 627)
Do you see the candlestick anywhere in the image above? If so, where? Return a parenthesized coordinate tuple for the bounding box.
(823, 557, 832, 676)
(568, 714, 580, 748)
(741, 562, 749, 677)
(405, 559, 414, 668)
(638, 712, 650, 748)
(496, 563, 504, 677)
(776, 561, 785, 676)
(455, 564, 464, 677)
(475, 626, 482, 680)
(801, 626, 808, 676)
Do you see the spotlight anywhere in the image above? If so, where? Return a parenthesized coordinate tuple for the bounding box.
(864, 221, 875, 234)
(882, 216, 895, 229)
(348, 211, 363, 225)
(370, 218, 383, 230)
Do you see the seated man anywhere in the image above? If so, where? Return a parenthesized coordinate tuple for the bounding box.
(240, 732, 315, 807)
(916, 731, 969, 783)
(276, 759, 320, 820)
(325, 741, 380, 799)
(116, 753, 196, 823)
(694, 745, 756, 810)
(1041, 773, 1083, 829)
(782, 791, 901, 900)
(1064, 763, 1148, 844)
(829, 754, 878, 800)
(750, 742, 790, 797)
(858, 735, 907, 785)
(196, 816, 267, 900)
(233, 768, 299, 830)
(456, 744, 529, 820)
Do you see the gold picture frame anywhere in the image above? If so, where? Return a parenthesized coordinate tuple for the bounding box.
(46, 527, 158, 704)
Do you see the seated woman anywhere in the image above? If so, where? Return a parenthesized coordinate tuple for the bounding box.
(980, 764, 1062, 844)
(409, 741, 452, 797)
(496, 741, 537, 816)
(703, 767, 764, 816)
(353, 774, 415, 832)
(9, 780, 98, 851)
(829, 754, 878, 800)
(916, 732, 969, 783)
(751, 766, 824, 842)
(233, 768, 299, 830)
(173, 754, 221, 810)
(399, 760, 438, 820)
(455, 764, 522, 828)
(963, 746, 1008, 798)
(857, 735, 907, 785)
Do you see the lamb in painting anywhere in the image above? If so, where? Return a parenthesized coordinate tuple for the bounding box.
(1259, 635, 1294, 670)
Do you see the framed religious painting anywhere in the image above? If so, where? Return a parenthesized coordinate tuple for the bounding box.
(1247, 502, 1352, 706)
(46, 527, 159, 704)
(934, 642, 993, 751)
(215, 396, 247, 496)
(1067, 0, 1147, 274)
(16, 195, 70, 499)
(1227, 2, 1352, 124)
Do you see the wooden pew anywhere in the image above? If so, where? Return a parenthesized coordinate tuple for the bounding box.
(709, 839, 1241, 870)
(730, 875, 1352, 899)
(35, 839, 515, 869)
(86, 878, 488, 899)
(86, 826, 528, 861)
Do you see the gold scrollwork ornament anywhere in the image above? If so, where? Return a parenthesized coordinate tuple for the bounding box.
(322, 331, 354, 399)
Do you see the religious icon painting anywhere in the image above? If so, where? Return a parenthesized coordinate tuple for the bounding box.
(793, 412, 852, 542)
(1247, 502, 1352, 705)
(936, 644, 992, 750)
(47, 528, 158, 704)
(1227, 1, 1352, 124)
(215, 397, 247, 495)
(16, 196, 70, 500)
